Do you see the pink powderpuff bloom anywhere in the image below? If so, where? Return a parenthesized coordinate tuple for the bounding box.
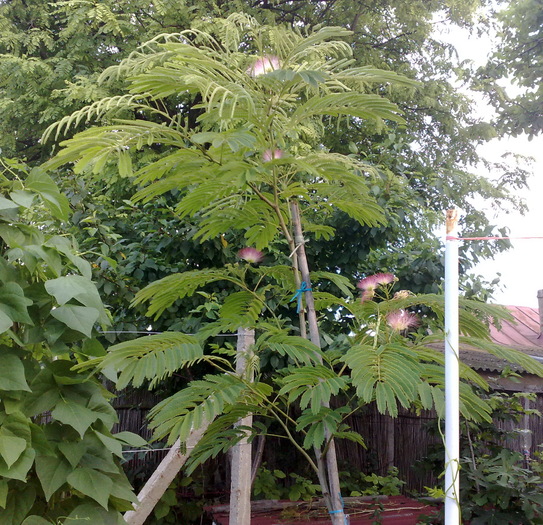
(386, 309, 419, 332)
(248, 55, 281, 77)
(357, 273, 396, 291)
(360, 290, 375, 303)
(238, 247, 264, 264)
(263, 149, 283, 162)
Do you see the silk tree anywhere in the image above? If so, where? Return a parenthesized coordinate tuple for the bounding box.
(43, 13, 543, 523)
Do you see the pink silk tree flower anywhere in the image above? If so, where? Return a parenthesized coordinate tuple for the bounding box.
(263, 149, 283, 162)
(360, 290, 375, 303)
(386, 309, 419, 332)
(238, 247, 264, 264)
(248, 55, 281, 77)
(357, 273, 396, 291)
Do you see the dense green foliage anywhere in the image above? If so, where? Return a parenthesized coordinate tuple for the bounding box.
(0, 0, 531, 333)
(0, 160, 141, 524)
(480, 0, 543, 137)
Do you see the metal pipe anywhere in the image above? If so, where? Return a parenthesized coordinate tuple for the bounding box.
(444, 209, 461, 524)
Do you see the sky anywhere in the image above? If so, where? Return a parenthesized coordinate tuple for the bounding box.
(438, 21, 543, 308)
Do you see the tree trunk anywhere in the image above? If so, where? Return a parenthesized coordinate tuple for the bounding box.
(290, 200, 347, 525)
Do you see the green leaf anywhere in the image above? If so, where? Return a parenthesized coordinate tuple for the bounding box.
(0, 311, 12, 334)
(65, 503, 123, 525)
(94, 431, 123, 458)
(113, 432, 148, 448)
(0, 354, 31, 392)
(58, 441, 86, 468)
(0, 486, 35, 524)
(35, 455, 72, 501)
(0, 282, 33, 325)
(0, 448, 35, 481)
(9, 190, 35, 209)
(51, 401, 100, 438)
(0, 196, 19, 211)
(22, 517, 53, 525)
(26, 168, 70, 221)
(0, 480, 7, 509)
(97, 332, 203, 390)
(0, 430, 27, 468)
(51, 305, 99, 337)
(67, 467, 113, 509)
(45, 275, 107, 323)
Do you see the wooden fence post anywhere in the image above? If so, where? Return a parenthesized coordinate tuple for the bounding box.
(229, 327, 255, 525)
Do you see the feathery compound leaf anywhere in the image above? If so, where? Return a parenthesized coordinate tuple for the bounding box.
(219, 291, 264, 326)
(342, 343, 422, 416)
(96, 333, 203, 389)
(148, 374, 247, 444)
(133, 269, 240, 319)
(278, 365, 348, 414)
(257, 333, 324, 366)
(296, 407, 344, 450)
(460, 336, 543, 377)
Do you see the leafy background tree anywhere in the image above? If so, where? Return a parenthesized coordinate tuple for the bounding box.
(0, 0, 531, 340)
(478, 0, 543, 137)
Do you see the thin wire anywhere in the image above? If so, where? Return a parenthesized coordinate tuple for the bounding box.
(447, 235, 543, 241)
(99, 330, 236, 337)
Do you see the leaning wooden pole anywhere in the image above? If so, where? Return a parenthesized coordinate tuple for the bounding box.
(124, 425, 209, 525)
(229, 327, 255, 525)
(290, 200, 347, 525)
(444, 209, 461, 524)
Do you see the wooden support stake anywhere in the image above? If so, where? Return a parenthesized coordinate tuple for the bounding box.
(229, 327, 255, 525)
(124, 424, 209, 525)
(290, 201, 346, 525)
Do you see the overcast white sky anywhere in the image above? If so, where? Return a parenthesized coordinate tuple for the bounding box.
(438, 21, 543, 308)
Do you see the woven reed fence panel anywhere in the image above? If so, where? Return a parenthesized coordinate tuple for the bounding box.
(111, 388, 543, 493)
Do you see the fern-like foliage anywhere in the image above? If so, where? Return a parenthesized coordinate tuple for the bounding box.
(256, 332, 325, 366)
(278, 365, 349, 414)
(132, 268, 241, 320)
(148, 374, 271, 444)
(87, 333, 204, 390)
(342, 343, 422, 417)
(44, 14, 415, 250)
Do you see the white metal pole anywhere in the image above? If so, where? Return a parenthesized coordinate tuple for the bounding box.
(444, 209, 460, 524)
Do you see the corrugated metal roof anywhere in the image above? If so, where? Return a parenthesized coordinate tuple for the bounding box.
(489, 305, 543, 350)
(429, 305, 543, 374)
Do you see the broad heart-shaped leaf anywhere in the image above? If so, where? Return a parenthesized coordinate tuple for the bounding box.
(0, 282, 33, 325)
(0, 310, 13, 334)
(0, 485, 35, 524)
(46, 275, 108, 324)
(0, 429, 27, 468)
(51, 401, 100, 438)
(35, 455, 72, 501)
(113, 431, 148, 448)
(65, 503, 124, 525)
(45, 275, 102, 309)
(26, 167, 70, 221)
(51, 305, 99, 338)
(67, 467, 113, 509)
(0, 353, 31, 392)
(22, 517, 53, 525)
(0, 448, 35, 481)
(94, 431, 123, 458)
(58, 441, 87, 468)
